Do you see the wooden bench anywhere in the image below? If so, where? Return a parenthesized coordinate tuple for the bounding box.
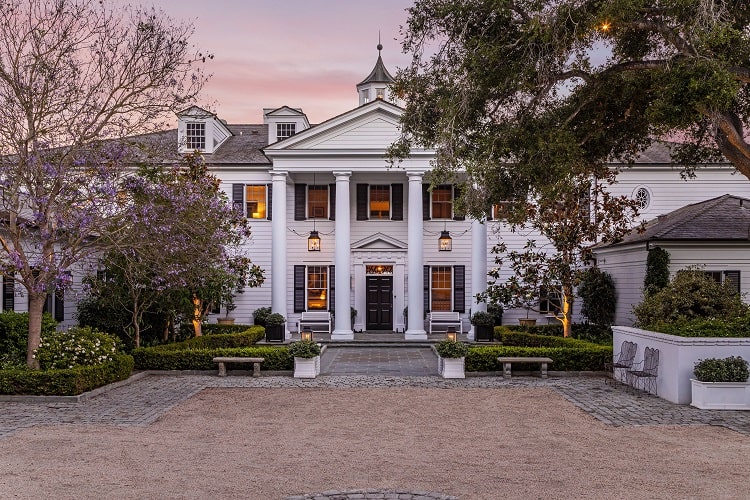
(428, 311, 462, 334)
(497, 356, 554, 379)
(297, 311, 332, 335)
(213, 357, 265, 377)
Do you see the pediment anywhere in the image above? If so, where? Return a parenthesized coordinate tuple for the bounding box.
(265, 100, 402, 152)
(264, 105, 305, 117)
(352, 232, 407, 250)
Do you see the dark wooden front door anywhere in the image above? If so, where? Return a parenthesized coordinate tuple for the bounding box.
(366, 276, 393, 330)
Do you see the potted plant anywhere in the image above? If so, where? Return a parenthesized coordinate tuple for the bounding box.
(253, 307, 271, 327)
(288, 339, 322, 378)
(217, 295, 237, 325)
(264, 312, 286, 342)
(471, 311, 495, 342)
(691, 356, 750, 410)
(434, 339, 469, 378)
(487, 302, 504, 326)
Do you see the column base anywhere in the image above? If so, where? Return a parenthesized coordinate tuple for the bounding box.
(405, 329, 427, 340)
(331, 330, 354, 341)
(467, 326, 475, 341)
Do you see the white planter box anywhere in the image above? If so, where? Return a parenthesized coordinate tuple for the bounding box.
(613, 326, 750, 404)
(691, 379, 750, 410)
(294, 356, 320, 378)
(439, 356, 465, 379)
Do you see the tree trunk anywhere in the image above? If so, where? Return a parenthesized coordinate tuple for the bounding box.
(192, 295, 203, 337)
(26, 294, 47, 369)
(561, 288, 573, 338)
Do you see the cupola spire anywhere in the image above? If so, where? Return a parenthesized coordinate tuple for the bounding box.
(357, 34, 395, 105)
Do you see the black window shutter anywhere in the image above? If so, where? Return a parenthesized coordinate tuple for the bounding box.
(54, 290, 64, 322)
(266, 183, 273, 220)
(725, 270, 741, 294)
(232, 184, 244, 213)
(329, 183, 336, 221)
(453, 185, 465, 221)
(329, 265, 335, 312)
(391, 183, 403, 220)
(423, 265, 430, 313)
(294, 184, 307, 221)
(422, 184, 430, 220)
(453, 265, 466, 313)
(486, 204, 493, 221)
(294, 265, 306, 312)
(2, 274, 13, 311)
(356, 184, 369, 220)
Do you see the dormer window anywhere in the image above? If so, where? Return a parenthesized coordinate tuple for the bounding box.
(186, 122, 205, 150)
(277, 123, 296, 140)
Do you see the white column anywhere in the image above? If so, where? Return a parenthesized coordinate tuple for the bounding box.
(469, 217, 488, 340)
(332, 171, 353, 340)
(270, 171, 290, 339)
(406, 171, 427, 339)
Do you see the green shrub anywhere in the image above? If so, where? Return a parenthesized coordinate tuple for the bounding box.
(0, 354, 134, 396)
(265, 313, 286, 327)
(465, 345, 611, 372)
(0, 311, 57, 368)
(148, 327, 265, 351)
(693, 356, 749, 382)
(287, 339, 321, 358)
(470, 311, 495, 328)
(493, 328, 601, 348)
(578, 268, 617, 326)
(435, 339, 470, 358)
(649, 316, 750, 338)
(34, 327, 121, 370)
(644, 247, 670, 295)
(253, 307, 271, 326)
(634, 268, 749, 328)
(133, 346, 292, 371)
(503, 323, 612, 344)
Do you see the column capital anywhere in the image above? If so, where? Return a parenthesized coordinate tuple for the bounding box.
(270, 171, 288, 180)
(333, 170, 352, 179)
(406, 170, 425, 180)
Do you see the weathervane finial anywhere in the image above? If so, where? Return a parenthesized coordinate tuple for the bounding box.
(377, 30, 383, 52)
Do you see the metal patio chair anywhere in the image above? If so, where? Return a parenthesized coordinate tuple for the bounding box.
(604, 340, 638, 385)
(627, 347, 659, 395)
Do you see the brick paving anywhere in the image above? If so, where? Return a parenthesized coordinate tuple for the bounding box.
(3, 346, 750, 441)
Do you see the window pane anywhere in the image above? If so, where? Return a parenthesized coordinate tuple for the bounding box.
(186, 122, 205, 150)
(539, 287, 562, 314)
(245, 185, 267, 219)
(277, 123, 296, 140)
(307, 266, 327, 310)
(432, 185, 453, 219)
(431, 266, 452, 311)
(308, 186, 328, 218)
(369, 185, 390, 219)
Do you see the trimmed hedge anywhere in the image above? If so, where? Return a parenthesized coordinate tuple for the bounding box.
(494, 328, 599, 349)
(149, 326, 266, 351)
(466, 345, 611, 372)
(0, 354, 134, 396)
(503, 324, 613, 345)
(649, 316, 750, 338)
(178, 322, 257, 338)
(133, 346, 292, 371)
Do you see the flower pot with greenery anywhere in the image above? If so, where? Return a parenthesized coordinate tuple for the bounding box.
(288, 339, 322, 378)
(264, 312, 286, 342)
(691, 356, 750, 410)
(253, 307, 271, 327)
(434, 339, 469, 378)
(471, 311, 495, 342)
(217, 295, 237, 325)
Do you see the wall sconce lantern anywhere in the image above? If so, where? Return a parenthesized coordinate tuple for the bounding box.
(301, 327, 313, 342)
(446, 327, 457, 342)
(438, 230, 452, 251)
(308, 230, 321, 251)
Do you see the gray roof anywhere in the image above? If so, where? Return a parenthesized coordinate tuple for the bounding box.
(357, 54, 395, 86)
(605, 194, 750, 247)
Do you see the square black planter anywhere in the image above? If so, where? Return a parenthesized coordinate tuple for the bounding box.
(474, 325, 494, 342)
(265, 325, 284, 342)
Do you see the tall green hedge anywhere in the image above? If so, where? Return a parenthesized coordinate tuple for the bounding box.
(0, 311, 57, 368)
(133, 346, 292, 371)
(466, 345, 611, 372)
(0, 354, 134, 396)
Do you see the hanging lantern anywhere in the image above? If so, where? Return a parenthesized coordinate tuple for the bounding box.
(438, 230, 452, 251)
(308, 230, 321, 251)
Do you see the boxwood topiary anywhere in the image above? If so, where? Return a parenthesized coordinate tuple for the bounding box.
(465, 345, 611, 372)
(287, 339, 321, 358)
(693, 356, 749, 382)
(435, 339, 470, 358)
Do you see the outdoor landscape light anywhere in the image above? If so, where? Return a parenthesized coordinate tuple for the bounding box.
(301, 327, 313, 342)
(446, 327, 457, 342)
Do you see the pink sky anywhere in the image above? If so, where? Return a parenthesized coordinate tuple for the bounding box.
(149, 0, 415, 124)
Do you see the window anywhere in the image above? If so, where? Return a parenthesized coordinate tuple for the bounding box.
(361, 89, 370, 103)
(307, 186, 328, 218)
(375, 87, 386, 100)
(431, 185, 453, 219)
(307, 266, 328, 310)
(245, 185, 267, 219)
(431, 266, 452, 311)
(704, 270, 741, 294)
(369, 185, 390, 219)
(277, 123, 296, 140)
(186, 122, 205, 150)
(634, 187, 650, 210)
(539, 287, 562, 314)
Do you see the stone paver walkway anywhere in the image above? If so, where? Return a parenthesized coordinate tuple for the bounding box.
(3, 373, 750, 440)
(320, 346, 437, 376)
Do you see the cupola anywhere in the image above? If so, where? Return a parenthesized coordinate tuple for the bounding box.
(356, 38, 395, 106)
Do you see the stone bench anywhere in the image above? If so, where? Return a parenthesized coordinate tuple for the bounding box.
(213, 357, 265, 377)
(497, 356, 554, 379)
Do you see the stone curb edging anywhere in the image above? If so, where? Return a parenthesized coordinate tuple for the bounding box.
(0, 371, 150, 403)
(285, 489, 457, 499)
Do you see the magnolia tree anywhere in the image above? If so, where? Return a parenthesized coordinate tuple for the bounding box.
(0, 0, 207, 367)
(483, 171, 639, 337)
(87, 153, 264, 347)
